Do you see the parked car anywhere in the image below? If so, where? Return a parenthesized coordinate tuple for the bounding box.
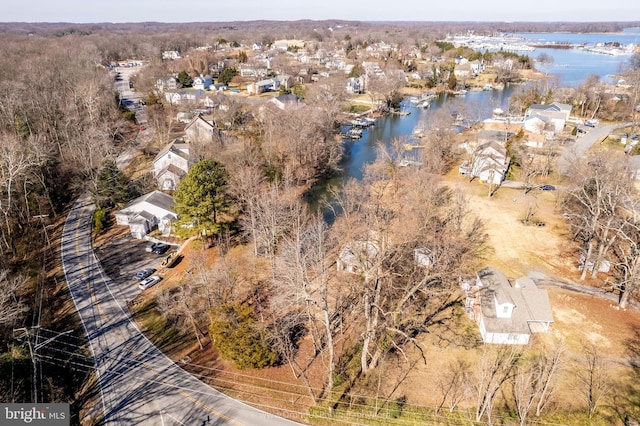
(585, 119, 599, 127)
(539, 185, 556, 191)
(152, 243, 170, 254)
(135, 268, 156, 280)
(138, 275, 161, 290)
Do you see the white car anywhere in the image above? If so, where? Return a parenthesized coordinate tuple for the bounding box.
(138, 275, 161, 290)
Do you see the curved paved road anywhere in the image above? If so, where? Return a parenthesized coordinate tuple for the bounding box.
(61, 196, 302, 425)
(558, 122, 631, 172)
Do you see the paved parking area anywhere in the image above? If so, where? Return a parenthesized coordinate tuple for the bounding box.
(95, 235, 172, 302)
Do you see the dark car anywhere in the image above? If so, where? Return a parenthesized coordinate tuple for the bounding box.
(135, 268, 156, 280)
(152, 243, 170, 254)
(539, 185, 556, 191)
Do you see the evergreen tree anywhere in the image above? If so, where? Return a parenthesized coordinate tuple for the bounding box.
(92, 160, 132, 209)
(173, 160, 229, 235)
(177, 70, 193, 88)
(209, 301, 278, 369)
(218, 67, 238, 85)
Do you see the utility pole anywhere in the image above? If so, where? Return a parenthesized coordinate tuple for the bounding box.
(13, 327, 38, 403)
(13, 327, 72, 404)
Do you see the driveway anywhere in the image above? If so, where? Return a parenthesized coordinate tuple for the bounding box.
(61, 195, 302, 425)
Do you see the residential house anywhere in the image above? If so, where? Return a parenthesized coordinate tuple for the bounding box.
(268, 94, 300, 110)
(337, 241, 380, 275)
(469, 141, 510, 185)
(164, 89, 205, 105)
(525, 102, 572, 133)
(454, 62, 473, 79)
(155, 76, 178, 92)
(346, 77, 364, 94)
(523, 115, 550, 135)
(247, 75, 293, 95)
(462, 267, 554, 344)
(193, 74, 213, 90)
(184, 115, 219, 145)
(470, 60, 484, 75)
(153, 140, 192, 190)
(247, 79, 276, 95)
(115, 191, 178, 239)
(273, 74, 294, 90)
(162, 50, 181, 60)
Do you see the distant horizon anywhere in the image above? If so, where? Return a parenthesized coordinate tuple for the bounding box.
(3, 19, 640, 25)
(4, 0, 640, 24)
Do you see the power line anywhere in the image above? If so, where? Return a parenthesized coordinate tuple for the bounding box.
(33, 335, 567, 426)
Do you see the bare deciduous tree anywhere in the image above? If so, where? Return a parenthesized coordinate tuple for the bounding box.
(574, 342, 611, 418)
(511, 340, 565, 425)
(565, 152, 635, 280)
(0, 270, 29, 325)
(436, 358, 471, 414)
(471, 345, 522, 425)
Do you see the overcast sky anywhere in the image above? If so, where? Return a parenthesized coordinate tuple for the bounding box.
(3, 0, 640, 23)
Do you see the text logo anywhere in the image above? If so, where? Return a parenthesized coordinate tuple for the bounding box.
(0, 404, 69, 425)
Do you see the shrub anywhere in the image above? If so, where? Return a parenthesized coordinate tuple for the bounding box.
(93, 208, 108, 234)
(209, 302, 278, 369)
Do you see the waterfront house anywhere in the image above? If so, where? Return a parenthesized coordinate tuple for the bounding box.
(525, 102, 572, 133)
(337, 241, 380, 276)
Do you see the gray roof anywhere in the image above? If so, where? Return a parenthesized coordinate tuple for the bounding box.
(477, 267, 553, 335)
(153, 140, 190, 163)
(515, 277, 554, 323)
(123, 190, 175, 212)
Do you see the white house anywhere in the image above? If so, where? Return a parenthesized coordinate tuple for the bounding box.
(184, 115, 219, 145)
(462, 267, 554, 344)
(155, 76, 178, 92)
(268, 94, 300, 110)
(525, 102, 572, 133)
(469, 141, 510, 185)
(193, 74, 213, 90)
(336, 241, 380, 275)
(162, 50, 181, 60)
(164, 89, 205, 105)
(153, 140, 192, 190)
(523, 115, 549, 134)
(115, 191, 178, 239)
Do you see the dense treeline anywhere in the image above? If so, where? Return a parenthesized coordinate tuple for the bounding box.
(0, 33, 131, 411)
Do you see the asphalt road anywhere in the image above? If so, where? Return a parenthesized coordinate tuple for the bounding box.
(558, 122, 631, 172)
(61, 196, 302, 425)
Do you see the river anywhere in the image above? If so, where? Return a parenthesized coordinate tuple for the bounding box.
(309, 29, 637, 215)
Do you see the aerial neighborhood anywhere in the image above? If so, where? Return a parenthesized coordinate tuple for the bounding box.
(3, 18, 640, 426)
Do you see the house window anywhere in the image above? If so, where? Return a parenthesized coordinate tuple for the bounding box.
(503, 306, 509, 315)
